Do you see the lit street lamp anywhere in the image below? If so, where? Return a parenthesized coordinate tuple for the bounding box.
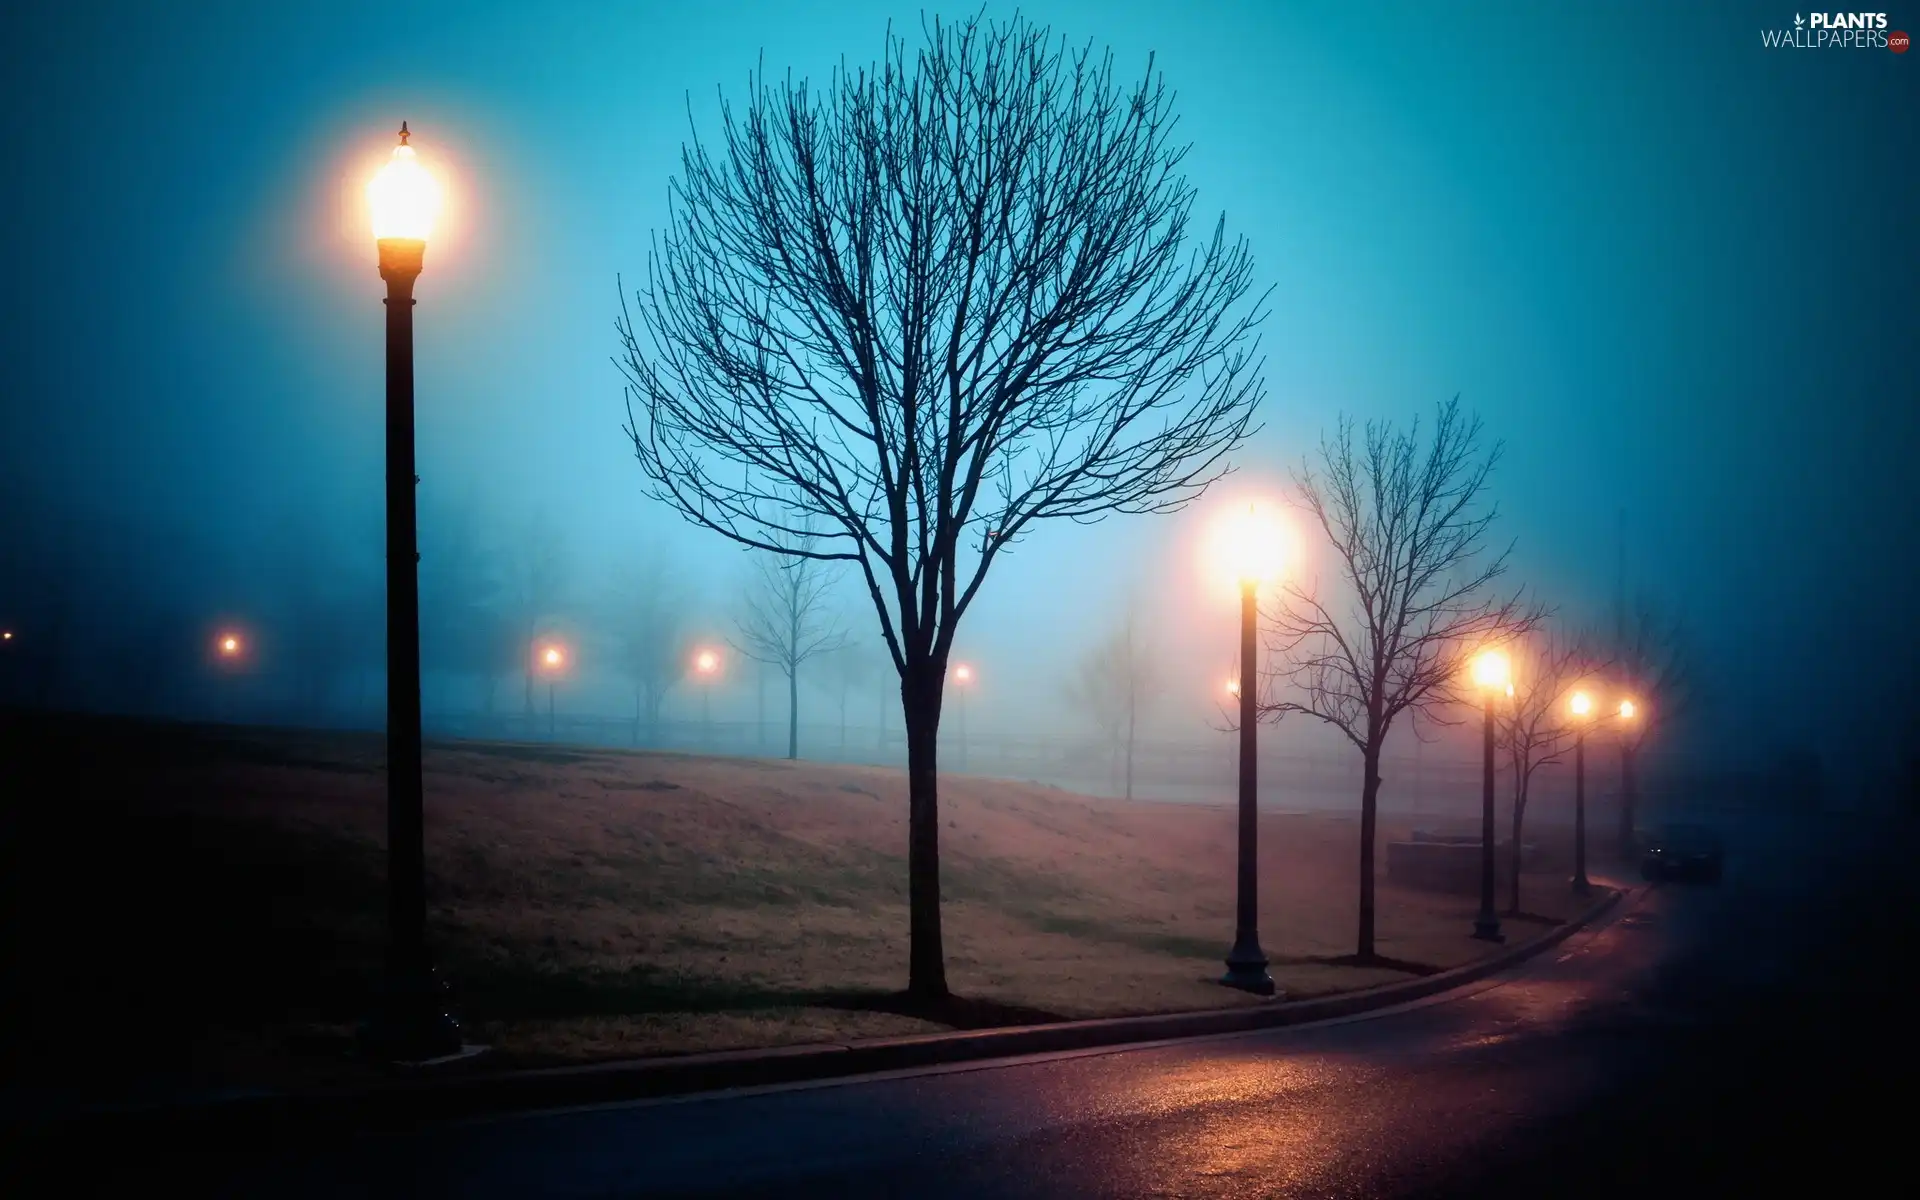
(1569, 690, 1594, 896)
(952, 662, 974, 772)
(539, 643, 567, 740)
(1212, 501, 1286, 996)
(1616, 697, 1639, 859)
(692, 647, 721, 746)
(359, 122, 462, 1063)
(1469, 649, 1510, 942)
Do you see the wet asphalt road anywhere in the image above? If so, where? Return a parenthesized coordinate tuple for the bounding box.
(34, 812, 1915, 1197)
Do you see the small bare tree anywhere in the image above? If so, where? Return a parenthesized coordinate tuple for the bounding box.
(1066, 602, 1161, 800)
(1261, 398, 1541, 962)
(503, 511, 568, 725)
(730, 550, 847, 760)
(610, 549, 691, 746)
(1498, 627, 1606, 914)
(1611, 595, 1691, 854)
(619, 14, 1266, 997)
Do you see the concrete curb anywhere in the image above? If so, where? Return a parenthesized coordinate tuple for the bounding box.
(8, 886, 1623, 1144)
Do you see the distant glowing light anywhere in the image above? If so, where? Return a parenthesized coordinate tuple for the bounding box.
(1619, 698, 1638, 721)
(541, 645, 565, 670)
(1470, 649, 1510, 692)
(367, 125, 443, 242)
(1570, 691, 1593, 717)
(954, 663, 974, 684)
(1225, 677, 1240, 697)
(217, 633, 242, 658)
(1, 630, 11, 641)
(694, 649, 719, 674)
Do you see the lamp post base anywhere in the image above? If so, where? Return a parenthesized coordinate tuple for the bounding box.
(1221, 934, 1278, 997)
(1570, 876, 1594, 897)
(1471, 916, 1505, 943)
(359, 964, 465, 1064)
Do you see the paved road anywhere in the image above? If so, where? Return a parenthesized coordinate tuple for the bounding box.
(32, 812, 1913, 1197)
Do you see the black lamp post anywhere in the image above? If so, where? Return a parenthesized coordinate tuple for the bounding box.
(1570, 690, 1593, 896)
(361, 123, 463, 1063)
(1217, 499, 1283, 997)
(1470, 650, 1507, 943)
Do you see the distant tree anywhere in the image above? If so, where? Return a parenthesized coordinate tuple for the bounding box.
(1261, 398, 1542, 962)
(1066, 601, 1161, 800)
(502, 511, 569, 725)
(1498, 627, 1606, 914)
(617, 13, 1266, 998)
(823, 630, 885, 753)
(731, 548, 847, 760)
(609, 549, 691, 745)
(421, 496, 509, 712)
(1611, 595, 1691, 854)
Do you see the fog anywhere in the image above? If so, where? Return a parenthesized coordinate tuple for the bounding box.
(2, 0, 1914, 814)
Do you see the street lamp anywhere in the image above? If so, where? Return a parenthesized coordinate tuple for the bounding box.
(692, 647, 721, 745)
(539, 643, 567, 740)
(1616, 697, 1640, 859)
(951, 662, 974, 772)
(1469, 648, 1510, 942)
(1211, 500, 1286, 996)
(1569, 690, 1594, 896)
(360, 122, 462, 1063)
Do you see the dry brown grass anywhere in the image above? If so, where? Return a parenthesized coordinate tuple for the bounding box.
(0, 716, 1586, 1092)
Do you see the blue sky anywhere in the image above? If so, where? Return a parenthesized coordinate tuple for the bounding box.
(2, 1, 1914, 787)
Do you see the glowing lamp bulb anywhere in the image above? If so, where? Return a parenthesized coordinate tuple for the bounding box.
(954, 664, 973, 684)
(367, 124, 442, 243)
(696, 650, 718, 673)
(1570, 691, 1593, 717)
(1470, 649, 1510, 692)
(1211, 500, 1287, 588)
(543, 647, 563, 668)
(2, 631, 11, 641)
(1619, 699, 1637, 721)
(1225, 678, 1240, 697)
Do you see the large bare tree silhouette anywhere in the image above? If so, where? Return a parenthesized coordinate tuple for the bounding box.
(619, 13, 1267, 997)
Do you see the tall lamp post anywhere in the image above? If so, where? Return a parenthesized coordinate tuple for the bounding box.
(539, 644, 567, 740)
(1215, 501, 1284, 996)
(362, 123, 462, 1062)
(1569, 690, 1594, 895)
(693, 648, 720, 747)
(1616, 698, 1639, 858)
(952, 662, 973, 772)
(1469, 649, 1510, 943)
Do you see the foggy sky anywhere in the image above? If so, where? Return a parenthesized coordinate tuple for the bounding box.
(2, 1, 1914, 793)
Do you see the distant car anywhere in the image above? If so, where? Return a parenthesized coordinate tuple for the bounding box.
(1641, 822, 1724, 884)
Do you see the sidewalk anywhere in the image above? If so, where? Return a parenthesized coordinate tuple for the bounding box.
(3, 883, 1625, 1148)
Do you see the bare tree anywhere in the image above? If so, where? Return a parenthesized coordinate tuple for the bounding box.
(1066, 601, 1161, 799)
(1498, 627, 1606, 914)
(1611, 594, 1691, 854)
(618, 14, 1266, 997)
(824, 629, 885, 753)
(1261, 398, 1541, 962)
(421, 493, 508, 712)
(610, 549, 692, 746)
(730, 549, 847, 760)
(502, 511, 568, 726)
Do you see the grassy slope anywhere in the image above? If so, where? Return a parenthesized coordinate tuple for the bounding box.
(0, 712, 1580, 1094)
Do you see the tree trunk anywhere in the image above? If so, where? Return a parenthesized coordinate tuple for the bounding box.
(1358, 743, 1382, 960)
(902, 664, 948, 1000)
(1124, 682, 1137, 802)
(787, 660, 799, 761)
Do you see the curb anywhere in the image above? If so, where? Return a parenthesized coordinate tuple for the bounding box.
(7, 885, 1624, 1146)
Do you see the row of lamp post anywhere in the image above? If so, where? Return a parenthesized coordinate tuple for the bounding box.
(1211, 504, 1649, 994)
(353, 120, 1651, 1054)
